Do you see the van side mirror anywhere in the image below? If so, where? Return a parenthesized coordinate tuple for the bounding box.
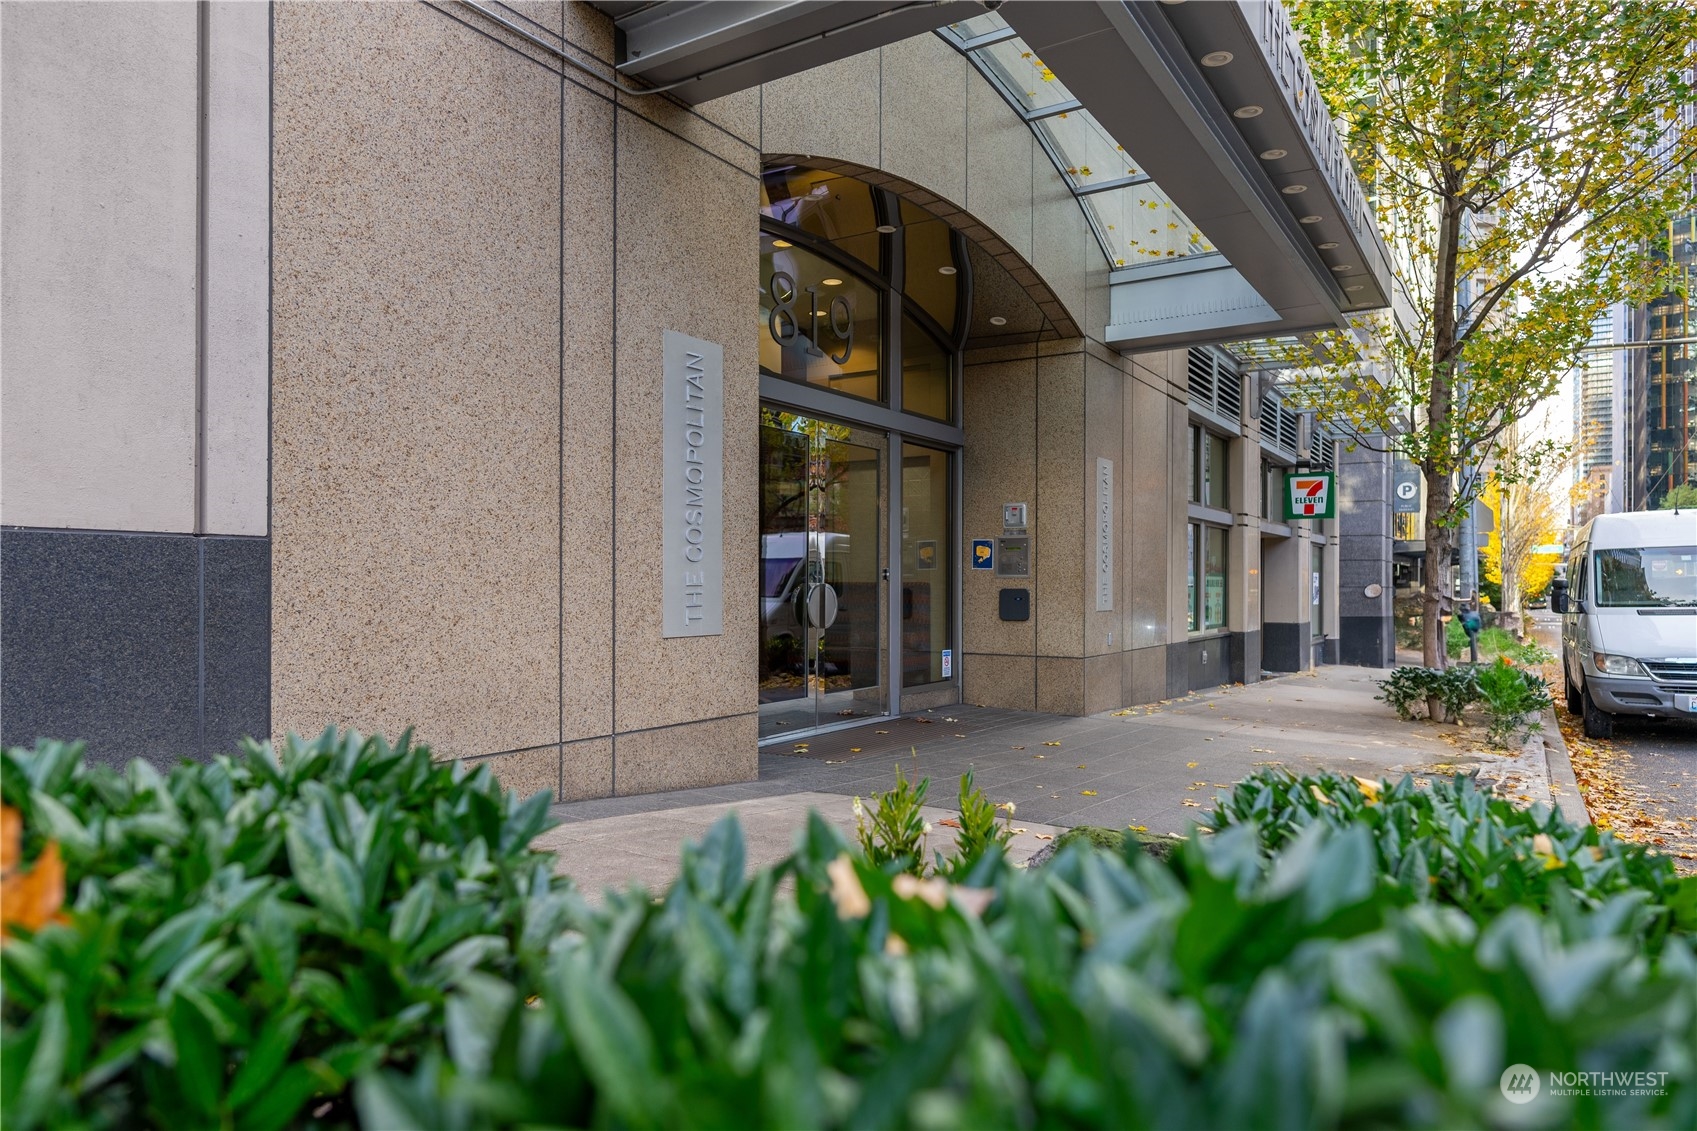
(1550, 579, 1569, 614)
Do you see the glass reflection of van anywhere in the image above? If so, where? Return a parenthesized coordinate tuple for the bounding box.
(1551, 510, 1697, 739)
(761, 532, 852, 659)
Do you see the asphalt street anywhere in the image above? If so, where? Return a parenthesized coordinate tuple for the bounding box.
(1529, 610, 1697, 860)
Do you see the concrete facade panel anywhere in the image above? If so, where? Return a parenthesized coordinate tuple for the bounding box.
(961, 356, 1038, 657)
(760, 48, 882, 170)
(203, 536, 273, 753)
(1084, 651, 1122, 715)
(202, 0, 273, 536)
(1, 531, 200, 767)
(1126, 371, 1175, 649)
(962, 653, 1036, 711)
(1, 1, 199, 532)
(562, 80, 617, 742)
(270, 1, 563, 757)
(1035, 350, 1085, 658)
(964, 69, 1034, 260)
(1036, 656, 1084, 716)
(1031, 164, 1090, 341)
(1084, 354, 1124, 656)
(612, 110, 759, 734)
(478, 745, 563, 801)
(879, 35, 969, 208)
(561, 736, 616, 801)
(615, 714, 759, 795)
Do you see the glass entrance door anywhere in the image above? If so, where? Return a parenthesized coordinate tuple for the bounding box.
(759, 408, 888, 741)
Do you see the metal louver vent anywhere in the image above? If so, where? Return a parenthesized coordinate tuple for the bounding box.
(1218, 369, 1242, 419)
(1278, 407, 1300, 452)
(1187, 348, 1214, 407)
(1188, 347, 1243, 422)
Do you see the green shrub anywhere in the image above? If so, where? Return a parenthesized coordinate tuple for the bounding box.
(852, 762, 930, 874)
(13, 743, 1697, 1130)
(940, 771, 1012, 879)
(1474, 656, 1553, 746)
(1054, 824, 1125, 854)
(1207, 769, 1694, 941)
(357, 805, 1697, 1129)
(1376, 664, 1479, 723)
(0, 731, 570, 1131)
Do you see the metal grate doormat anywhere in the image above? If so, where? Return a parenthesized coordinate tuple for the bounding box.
(775, 712, 997, 761)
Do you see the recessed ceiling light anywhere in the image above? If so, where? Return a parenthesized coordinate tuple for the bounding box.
(1317, 242, 1339, 250)
(821, 277, 843, 286)
(1331, 264, 1354, 272)
(772, 239, 792, 248)
(876, 224, 897, 234)
(1201, 51, 1234, 67)
(1345, 285, 1364, 292)
(989, 316, 1008, 326)
(1280, 184, 1307, 194)
(1259, 148, 1288, 160)
(939, 265, 958, 275)
(1233, 105, 1264, 119)
(1299, 215, 1323, 224)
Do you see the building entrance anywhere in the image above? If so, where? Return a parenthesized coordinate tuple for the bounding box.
(758, 410, 888, 741)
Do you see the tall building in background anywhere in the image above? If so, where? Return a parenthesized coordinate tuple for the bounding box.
(1644, 212, 1696, 508)
(1573, 306, 1617, 521)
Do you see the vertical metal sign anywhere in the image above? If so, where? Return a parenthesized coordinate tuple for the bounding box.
(1392, 459, 1421, 514)
(661, 331, 723, 637)
(1095, 457, 1114, 611)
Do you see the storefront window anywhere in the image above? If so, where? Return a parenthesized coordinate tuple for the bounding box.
(1189, 426, 1229, 508)
(900, 200, 960, 334)
(760, 233, 883, 404)
(1311, 544, 1324, 636)
(902, 444, 954, 686)
(760, 168, 881, 272)
(901, 315, 953, 422)
(1189, 523, 1227, 631)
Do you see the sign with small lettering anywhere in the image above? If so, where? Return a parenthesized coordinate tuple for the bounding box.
(662, 331, 723, 637)
(1095, 458, 1114, 611)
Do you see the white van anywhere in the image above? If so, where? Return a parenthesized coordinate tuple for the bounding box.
(1552, 510, 1697, 738)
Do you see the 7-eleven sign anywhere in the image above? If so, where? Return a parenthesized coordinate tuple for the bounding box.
(1283, 471, 1336, 520)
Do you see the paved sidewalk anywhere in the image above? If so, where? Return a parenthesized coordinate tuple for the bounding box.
(541, 665, 1556, 895)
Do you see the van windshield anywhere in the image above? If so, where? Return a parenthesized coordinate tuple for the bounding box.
(763, 558, 801, 597)
(1593, 546, 1697, 607)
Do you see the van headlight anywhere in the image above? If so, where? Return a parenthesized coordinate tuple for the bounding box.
(1593, 652, 1648, 677)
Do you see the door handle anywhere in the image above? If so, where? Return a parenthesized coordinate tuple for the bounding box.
(799, 583, 840, 630)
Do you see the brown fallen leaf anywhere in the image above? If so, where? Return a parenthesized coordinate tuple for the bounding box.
(1034, 833, 1054, 841)
(1182, 799, 1201, 808)
(938, 818, 962, 828)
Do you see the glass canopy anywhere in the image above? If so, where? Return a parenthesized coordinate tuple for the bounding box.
(938, 15, 1215, 268)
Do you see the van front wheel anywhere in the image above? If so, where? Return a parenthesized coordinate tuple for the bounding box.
(1581, 681, 1615, 740)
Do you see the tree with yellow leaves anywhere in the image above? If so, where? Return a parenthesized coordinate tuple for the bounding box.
(1289, 0, 1697, 667)
(1481, 475, 1563, 627)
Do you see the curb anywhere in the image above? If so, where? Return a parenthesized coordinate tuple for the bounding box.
(1540, 706, 1590, 827)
